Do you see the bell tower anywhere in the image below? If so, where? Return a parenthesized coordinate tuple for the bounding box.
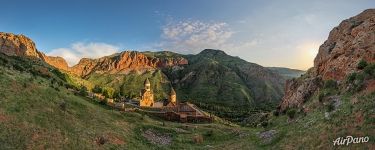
(144, 78, 151, 91)
(140, 78, 154, 107)
(169, 87, 177, 104)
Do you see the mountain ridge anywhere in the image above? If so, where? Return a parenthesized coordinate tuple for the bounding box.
(0, 32, 287, 121)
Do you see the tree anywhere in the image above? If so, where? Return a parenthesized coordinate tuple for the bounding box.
(79, 86, 88, 97)
(102, 87, 115, 98)
(92, 85, 102, 93)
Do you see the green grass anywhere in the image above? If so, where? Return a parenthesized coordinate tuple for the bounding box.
(0, 62, 260, 149)
(262, 91, 375, 149)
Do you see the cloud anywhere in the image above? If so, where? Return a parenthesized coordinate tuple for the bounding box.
(157, 20, 235, 54)
(48, 42, 119, 66)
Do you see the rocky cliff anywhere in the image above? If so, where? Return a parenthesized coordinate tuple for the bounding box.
(0, 32, 44, 58)
(0, 32, 69, 71)
(70, 51, 188, 77)
(0, 32, 187, 76)
(279, 9, 375, 112)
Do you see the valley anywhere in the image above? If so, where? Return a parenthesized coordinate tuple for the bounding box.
(0, 8, 374, 150)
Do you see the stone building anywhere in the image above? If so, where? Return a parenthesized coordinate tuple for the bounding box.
(169, 87, 177, 104)
(140, 78, 154, 107)
(138, 79, 212, 123)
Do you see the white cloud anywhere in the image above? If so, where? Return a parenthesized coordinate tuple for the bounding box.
(158, 20, 236, 54)
(48, 42, 119, 66)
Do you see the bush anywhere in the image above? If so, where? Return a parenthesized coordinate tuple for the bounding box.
(354, 73, 365, 92)
(326, 101, 335, 112)
(286, 108, 297, 119)
(92, 85, 103, 93)
(346, 72, 357, 83)
(272, 110, 279, 116)
(79, 86, 88, 97)
(364, 63, 375, 77)
(324, 79, 337, 89)
(357, 59, 368, 70)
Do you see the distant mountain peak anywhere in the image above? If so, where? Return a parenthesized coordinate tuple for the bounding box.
(199, 49, 227, 56)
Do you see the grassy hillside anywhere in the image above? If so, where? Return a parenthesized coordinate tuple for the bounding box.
(264, 92, 375, 149)
(81, 50, 285, 122)
(0, 54, 262, 149)
(0, 51, 373, 149)
(162, 49, 284, 121)
(86, 70, 171, 100)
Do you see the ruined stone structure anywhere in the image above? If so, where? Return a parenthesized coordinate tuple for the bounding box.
(140, 78, 154, 107)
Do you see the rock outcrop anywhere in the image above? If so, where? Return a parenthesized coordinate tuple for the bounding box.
(0, 32, 70, 71)
(0, 32, 44, 58)
(0, 32, 187, 76)
(279, 9, 375, 112)
(44, 56, 69, 71)
(70, 51, 188, 77)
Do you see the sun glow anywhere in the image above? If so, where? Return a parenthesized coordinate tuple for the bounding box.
(296, 41, 321, 70)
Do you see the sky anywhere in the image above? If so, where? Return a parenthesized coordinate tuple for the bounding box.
(1, 0, 374, 70)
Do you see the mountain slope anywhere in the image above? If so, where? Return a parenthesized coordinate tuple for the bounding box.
(0, 52, 263, 149)
(279, 9, 375, 112)
(76, 49, 286, 121)
(164, 49, 285, 110)
(268, 9, 375, 149)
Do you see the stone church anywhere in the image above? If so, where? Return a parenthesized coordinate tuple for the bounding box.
(140, 78, 154, 107)
(139, 78, 212, 122)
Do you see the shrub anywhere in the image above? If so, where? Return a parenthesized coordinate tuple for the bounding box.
(346, 72, 357, 83)
(324, 79, 337, 89)
(326, 101, 335, 112)
(364, 63, 375, 77)
(286, 108, 297, 119)
(272, 110, 279, 116)
(357, 59, 368, 70)
(354, 73, 365, 92)
(79, 86, 88, 97)
(92, 85, 103, 93)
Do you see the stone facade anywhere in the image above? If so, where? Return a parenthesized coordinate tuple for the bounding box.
(169, 88, 177, 104)
(140, 78, 154, 107)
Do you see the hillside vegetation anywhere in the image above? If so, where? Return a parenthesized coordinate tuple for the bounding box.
(80, 49, 285, 122)
(0, 53, 261, 149)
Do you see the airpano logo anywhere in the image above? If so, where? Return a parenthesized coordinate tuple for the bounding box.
(333, 136, 369, 146)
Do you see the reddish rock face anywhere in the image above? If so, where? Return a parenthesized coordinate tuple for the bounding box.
(314, 9, 375, 81)
(279, 9, 375, 112)
(44, 56, 69, 71)
(0, 32, 43, 58)
(70, 51, 189, 77)
(0, 32, 188, 77)
(0, 32, 70, 71)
